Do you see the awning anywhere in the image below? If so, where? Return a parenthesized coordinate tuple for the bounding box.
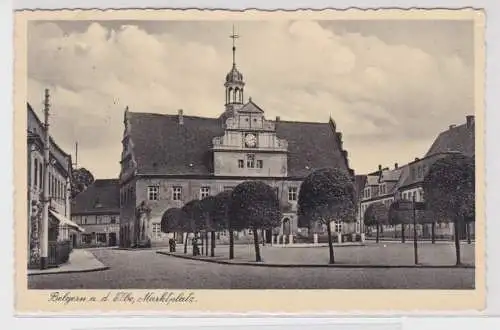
(49, 210, 85, 232)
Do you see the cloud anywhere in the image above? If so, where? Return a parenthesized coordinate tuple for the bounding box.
(27, 20, 474, 178)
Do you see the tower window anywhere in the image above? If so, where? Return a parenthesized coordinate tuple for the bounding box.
(238, 159, 244, 168)
(246, 154, 255, 168)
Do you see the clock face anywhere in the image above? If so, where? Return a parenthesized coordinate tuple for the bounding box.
(245, 133, 257, 147)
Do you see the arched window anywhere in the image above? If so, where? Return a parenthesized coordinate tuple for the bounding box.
(34, 158, 39, 187)
(233, 87, 239, 103)
(227, 87, 233, 104)
(38, 163, 43, 189)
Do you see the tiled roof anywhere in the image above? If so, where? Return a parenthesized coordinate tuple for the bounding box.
(425, 120, 475, 158)
(128, 112, 352, 178)
(71, 179, 120, 214)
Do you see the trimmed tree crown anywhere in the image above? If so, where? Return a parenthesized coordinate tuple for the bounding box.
(422, 153, 475, 222)
(161, 207, 188, 233)
(363, 202, 389, 226)
(229, 180, 282, 230)
(298, 168, 356, 226)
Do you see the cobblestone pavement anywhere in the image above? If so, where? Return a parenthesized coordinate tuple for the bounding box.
(28, 248, 475, 290)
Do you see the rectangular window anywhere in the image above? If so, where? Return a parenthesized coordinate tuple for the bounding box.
(417, 166, 422, 178)
(110, 216, 117, 224)
(256, 160, 263, 169)
(147, 186, 159, 201)
(288, 187, 298, 201)
(172, 186, 182, 201)
(152, 223, 161, 239)
(223, 186, 234, 192)
(403, 193, 407, 200)
(238, 159, 244, 168)
(200, 186, 210, 199)
(81, 234, 92, 244)
(96, 233, 107, 243)
(246, 154, 255, 168)
(335, 222, 342, 233)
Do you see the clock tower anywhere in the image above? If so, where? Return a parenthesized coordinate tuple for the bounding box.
(212, 26, 289, 177)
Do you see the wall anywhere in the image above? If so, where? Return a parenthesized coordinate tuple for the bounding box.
(213, 151, 287, 177)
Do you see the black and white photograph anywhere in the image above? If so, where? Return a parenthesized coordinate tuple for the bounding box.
(14, 8, 485, 312)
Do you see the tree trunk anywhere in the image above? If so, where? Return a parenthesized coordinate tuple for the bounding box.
(467, 222, 472, 244)
(261, 228, 265, 246)
(200, 232, 204, 255)
(401, 224, 405, 243)
(210, 231, 216, 257)
(205, 231, 209, 256)
(326, 222, 335, 264)
(183, 233, 188, 254)
(253, 228, 262, 262)
(229, 230, 234, 260)
(454, 220, 462, 265)
(376, 223, 380, 243)
(431, 222, 436, 244)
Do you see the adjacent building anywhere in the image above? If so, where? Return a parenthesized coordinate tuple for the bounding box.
(27, 102, 83, 267)
(118, 34, 355, 247)
(71, 179, 120, 247)
(359, 115, 476, 240)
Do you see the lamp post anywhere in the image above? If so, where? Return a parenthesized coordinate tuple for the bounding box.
(412, 195, 418, 265)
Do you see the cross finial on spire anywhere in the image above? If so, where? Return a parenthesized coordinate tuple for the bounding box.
(229, 24, 239, 66)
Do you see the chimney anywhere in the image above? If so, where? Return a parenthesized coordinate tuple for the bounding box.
(449, 124, 456, 130)
(394, 163, 398, 169)
(378, 164, 382, 172)
(275, 116, 280, 122)
(466, 115, 475, 129)
(415, 157, 420, 162)
(178, 109, 184, 125)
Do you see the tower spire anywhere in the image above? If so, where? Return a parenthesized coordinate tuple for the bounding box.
(230, 24, 239, 66)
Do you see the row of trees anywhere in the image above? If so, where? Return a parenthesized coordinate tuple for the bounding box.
(161, 153, 475, 266)
(161, 181, 281, 262)
(363, 153, 475, 265)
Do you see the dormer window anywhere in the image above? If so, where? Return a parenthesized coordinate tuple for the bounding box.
(94, 198, 102, 208)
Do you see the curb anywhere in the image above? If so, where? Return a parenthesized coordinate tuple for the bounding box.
(156, 251, 475, 269)
(27, 266, 110, 276)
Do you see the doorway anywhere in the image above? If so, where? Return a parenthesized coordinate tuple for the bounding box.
(108, 232, 117, 246)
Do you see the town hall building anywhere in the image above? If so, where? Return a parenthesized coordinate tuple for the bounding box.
(118, 31, 354, 247)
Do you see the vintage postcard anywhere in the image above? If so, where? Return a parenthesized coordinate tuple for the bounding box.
(14, 8, 485, 313)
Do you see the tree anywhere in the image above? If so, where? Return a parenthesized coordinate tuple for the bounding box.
(229, 181, 281, 262)
(212, 191, 233, 257)
(181, 199, 205, 256)
(161, 207, 188, 246)
(422, 153, 475, 265)
(298, 168, 356, 264)
(388, 201, 406, 243)
(200, 196, 218, 257)
(71, 167, 95, 198)
(364, 202, 389, 243)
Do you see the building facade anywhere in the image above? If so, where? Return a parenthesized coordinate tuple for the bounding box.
(118, 35, 355, 247)
(71, 179, 120, 247)
(27, 103, 82, 266)
(359, 115, 476, 240)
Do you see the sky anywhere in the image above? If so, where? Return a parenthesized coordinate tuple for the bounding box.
(27, 19, 474, 179)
